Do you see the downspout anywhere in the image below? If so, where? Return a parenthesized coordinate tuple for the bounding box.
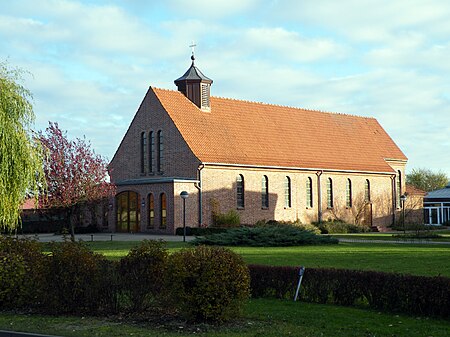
(390, 174, 396, 226)
(194, 164, 205, 227)
(316, 170, 323, 223)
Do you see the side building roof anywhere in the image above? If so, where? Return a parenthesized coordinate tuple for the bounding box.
(152, 87, 407, 173)
(425, 183, 450, 200)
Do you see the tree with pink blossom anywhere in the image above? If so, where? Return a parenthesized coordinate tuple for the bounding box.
(39, 122, 115, 241)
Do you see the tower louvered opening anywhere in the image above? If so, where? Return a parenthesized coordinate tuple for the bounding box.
(201, 83, 210, 109)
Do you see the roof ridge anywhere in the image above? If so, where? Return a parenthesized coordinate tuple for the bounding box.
(151, 86, 375, 119)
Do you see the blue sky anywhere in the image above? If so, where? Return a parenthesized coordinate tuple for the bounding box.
(1, 0, 449, 177)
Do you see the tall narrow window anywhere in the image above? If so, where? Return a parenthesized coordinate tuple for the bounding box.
(160, 193, 167, 229)
(261, 175, 269, 208)
(140, 132, 146, 174)
(397, 170, 402, 208)
(148, 131, 154, 173)
(346, 179, 352, 207)
(157, 130, 163, 172)
(306, 177, 313, 208)
(365, 179, 371, 202)
(327, 178, 333, 208)
(284, 176, 291, 208)
(236, 174, 245, 208)
(147, 193, 154, 229)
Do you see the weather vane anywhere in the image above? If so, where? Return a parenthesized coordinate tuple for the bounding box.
(189, 41, 197, 59)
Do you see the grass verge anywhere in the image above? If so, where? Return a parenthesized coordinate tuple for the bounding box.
(1, 299, 449, 337)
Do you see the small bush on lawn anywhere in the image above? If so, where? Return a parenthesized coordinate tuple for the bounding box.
(192, 225, 338, 246)
(166, 246, 250, 322)
(248, 265, 450, 319)
(212, 209, 241, 228)
(119, 240, 168, 311)
(316, 220, 369, 234)
(0, 237, 45, 309)
(256, 219, 321, 234)
(41, 240, 107, 314)
(393, 232, 442, 239)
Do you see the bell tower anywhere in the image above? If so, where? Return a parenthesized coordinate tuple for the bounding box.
(174, 46, 213, 111)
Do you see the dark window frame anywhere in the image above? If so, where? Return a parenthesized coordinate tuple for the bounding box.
(236, 174, 245, 209)
(261, 175, 269, 209)
(284, 176, 291, 208)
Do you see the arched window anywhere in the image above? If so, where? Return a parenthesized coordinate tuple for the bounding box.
(346, 179, 352, 207)
(397, 170, 402, 208)
(147, 193, 154, 229)
(148, 131, 154, 173)
(160, 193, 167, 229)
(365, 179, 371, 202)
(306, 177, 313, 208)
(236, 175, 245, 208)
(327, 178, 333, 208)
(157, 130, 163, 172)
(116, 191, 140, 233)
(261, 175, 269, 208)
(140, 132, 147, 174)
(284, 176, 291, 208)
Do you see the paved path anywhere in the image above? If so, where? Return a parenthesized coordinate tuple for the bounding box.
(14, 232, 195, 242)
(338, 238, 450, 245)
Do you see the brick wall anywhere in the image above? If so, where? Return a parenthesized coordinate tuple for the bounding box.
(200, 165, 399, 227)
(109, 87, 200, 183)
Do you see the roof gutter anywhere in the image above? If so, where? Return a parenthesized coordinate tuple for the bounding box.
(194, 164, 205, 226)
(316, 170, 323, 223)
(201, 162, 395, 176)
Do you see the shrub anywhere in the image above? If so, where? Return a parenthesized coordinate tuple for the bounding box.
(248, 265, 450, 319)
(166, 246, 250, 322)
(316, 220, 369, 234)
(0, 237, 46, 309)
(192, 225, 338, 247)
(255, 219, 321, 234)
(175, 226, 228, 236)
(41, 240, 107, 314)
(212, 209, 240, 228)
(95, 259, 122, 314)
(118, 240, 168, 311)
(0, 252, 27, 308)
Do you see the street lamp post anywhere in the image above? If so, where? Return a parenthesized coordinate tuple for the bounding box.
(400, 194, 407, 234)
(180, 191, 189, 242)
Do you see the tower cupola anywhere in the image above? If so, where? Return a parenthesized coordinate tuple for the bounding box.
(174, 53, 213, 111)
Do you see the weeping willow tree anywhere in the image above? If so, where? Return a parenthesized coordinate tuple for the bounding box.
(0, 61, 46, 232)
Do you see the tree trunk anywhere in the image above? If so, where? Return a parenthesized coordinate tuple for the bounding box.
(67, 206, 75, 242)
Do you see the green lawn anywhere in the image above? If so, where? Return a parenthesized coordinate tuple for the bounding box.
(77, 241, 450, 277)
(331, 232, 450, 242)
(1, 299, 449, 337)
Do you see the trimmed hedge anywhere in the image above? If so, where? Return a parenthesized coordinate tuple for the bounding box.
(248, 264, 450, 319)
(0, 238, 249, 323)
(192, 225, 338, 247)
(119, 240, 168, 311)
(166, 246, 250, 322)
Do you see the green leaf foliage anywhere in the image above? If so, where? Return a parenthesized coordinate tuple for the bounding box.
(192, 225, 339, 247)
(0, 61, 46, 231)
(166, 246, 250, 322)
(118, 240, 168, 311)
(406, 168, 449, 192)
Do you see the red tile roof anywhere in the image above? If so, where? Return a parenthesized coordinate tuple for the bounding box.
(152, 87, 407, 173)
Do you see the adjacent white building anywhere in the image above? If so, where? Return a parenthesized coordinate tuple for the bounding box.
(424, 182, 450, 225)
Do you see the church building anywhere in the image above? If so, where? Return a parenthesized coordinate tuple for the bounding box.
(108, 54, 408, 233)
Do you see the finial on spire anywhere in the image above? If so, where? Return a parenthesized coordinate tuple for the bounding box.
(189, 41, 197, 63)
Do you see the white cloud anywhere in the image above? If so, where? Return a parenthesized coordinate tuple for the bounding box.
(1, 0, 449, 176)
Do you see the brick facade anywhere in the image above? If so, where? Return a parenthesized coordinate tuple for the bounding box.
(108, 75, 408, 233)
